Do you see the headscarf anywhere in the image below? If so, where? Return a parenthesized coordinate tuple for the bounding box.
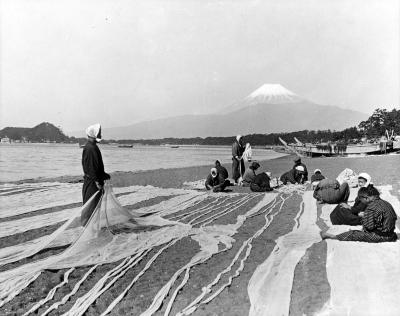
(265, 171, 272, 178)
(295, 165, 304, 172)
(314, 169, 321, 174)
(86, 123, 102, 142)
(236, 135, 242, 142)
(211, 168, 218, 178)
(358, 172, 372, 187)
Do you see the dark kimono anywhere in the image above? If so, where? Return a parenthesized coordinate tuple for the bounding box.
(330, 196, 366, 226)
(205, 173, 228, 192)
(250, 173, 273, 192)
(293, 162, 308, 183)
(81, 141, 110, 225)
(336, 198, 398, 242)
(280, 169, 301, 185)
(216, 165, 229, 180)
(313, 179, 350, 204)
(232, 141, 245, 183)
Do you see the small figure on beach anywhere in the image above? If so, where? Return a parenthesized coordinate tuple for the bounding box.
(313, 176, 350, 204)
(250, 171, 274, 192)
(280, 166, 305, 185)
(215, 160, 229, 181)
(293, 157, 308, 183)
(242, 161, 260, 187)
(321, 186, 398, 242)
(81, 123, 111, 226)
(232, 135, 245, 184)
(205, 168, 229, 192)
(330, 173, 372, 226)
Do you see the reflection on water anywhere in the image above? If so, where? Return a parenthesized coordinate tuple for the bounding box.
(0, 143, 286, 182)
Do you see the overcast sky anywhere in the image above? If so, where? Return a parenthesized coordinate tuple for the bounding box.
(1, 0, 399, 133)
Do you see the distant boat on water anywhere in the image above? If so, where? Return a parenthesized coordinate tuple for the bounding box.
(118, 144, 133, 148)
(277, 133, 400, 157)
(170, 145, 179, 148)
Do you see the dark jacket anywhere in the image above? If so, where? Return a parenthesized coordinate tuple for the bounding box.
(216, 165, 229, 180)
(311, 173, 325, 183)
(250, 173, 273, 192)
(280, 169, 301, 185)
(205, 173, 225, 190)
(232, 140, 245, 159)
(82, 141, 110, 185)
(293, 162, 308, 182)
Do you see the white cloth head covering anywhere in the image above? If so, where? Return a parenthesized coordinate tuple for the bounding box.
(295, 165, 305, 172)
(265, 171, 272, 178)
(314, 169, 321, 174)
(236, 135, 242, 142)
(86, 123, 102, 142)
(358, 172, 372, 187)
(211, 168, 218, 178)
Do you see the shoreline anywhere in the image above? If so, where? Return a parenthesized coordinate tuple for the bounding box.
(2, 153, 399, 188)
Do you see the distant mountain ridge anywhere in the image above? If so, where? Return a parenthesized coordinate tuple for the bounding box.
(73, 84, 369, 139)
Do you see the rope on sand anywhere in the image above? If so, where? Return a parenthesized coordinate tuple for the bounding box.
(22, 267, 75, 316)
(169, 196, 227, 221)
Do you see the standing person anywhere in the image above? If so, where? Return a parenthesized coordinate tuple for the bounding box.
(232, 135, 245, 184)
(321, 186, 398, 242)
(81, 123, 110, 226)
(293, 157, 308, 183)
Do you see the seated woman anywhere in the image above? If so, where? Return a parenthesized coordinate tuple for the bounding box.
(250, 171, 274, 192)
(321, 186, 398, 242)
(205, 168, 228, 192)
(280, 166, 304, 185)
(330, 173, 372, 225)
(313, 177, 350, 204)
(311, 169, 325, 189)
(242, 161, 260, 187)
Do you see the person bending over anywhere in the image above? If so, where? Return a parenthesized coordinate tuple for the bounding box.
(250, 172, 274, 192)
(205, 168, 228, 192)
(242, 161, 260, 187)
(280, 166, 304, 185)
(313, 177, 350, 204)
(321, 186, 398, 242)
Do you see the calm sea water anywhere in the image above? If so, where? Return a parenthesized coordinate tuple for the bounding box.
(0, 143, 286, 182)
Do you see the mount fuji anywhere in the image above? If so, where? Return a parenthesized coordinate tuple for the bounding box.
(98, 84, 368, 139)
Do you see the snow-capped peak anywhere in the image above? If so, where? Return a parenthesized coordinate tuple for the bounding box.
(243, 84, 303, 105)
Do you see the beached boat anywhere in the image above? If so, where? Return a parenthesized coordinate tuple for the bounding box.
(277, 136, 400, 157)
(170, 145, 179, 148)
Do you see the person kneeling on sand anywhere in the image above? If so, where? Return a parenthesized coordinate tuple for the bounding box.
(280, 166, 304, 185)
(215, 160, 229, 181)
(311, 169, 325, 189)
(330, 173, 372, 226)
(250, 171, 274, 192)
(205, 168, 229, 192)
(321, 186, 398, 242)
(242, 161, 260, 187)
(313, 176, 350, 204)
(293, 157, 308, 183)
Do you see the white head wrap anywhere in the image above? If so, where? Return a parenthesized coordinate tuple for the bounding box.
(358, 172, 372, 187)
(86, 123, 102, 142)
(314, 169, 321, 174)
(295, 165, 305, 172)
(236, 135, 242, 142)
(211, 168, 218, 178)
(265, 171, 272, 178)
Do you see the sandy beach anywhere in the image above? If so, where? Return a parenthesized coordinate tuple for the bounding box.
(1, 154, 399, 316)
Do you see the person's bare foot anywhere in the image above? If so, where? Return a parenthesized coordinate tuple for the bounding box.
(320, 231, 337, 240)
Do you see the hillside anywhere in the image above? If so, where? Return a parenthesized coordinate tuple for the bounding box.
(0, 122, 71, 143)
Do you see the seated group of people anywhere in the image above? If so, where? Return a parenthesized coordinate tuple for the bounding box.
(205, 160, 274, 193)
(312, 170, 398, 243)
